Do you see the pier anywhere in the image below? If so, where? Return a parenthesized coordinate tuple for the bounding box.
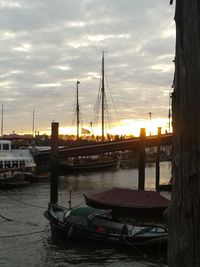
(34, 125, 173, 191)
(34, 132, 172, 160)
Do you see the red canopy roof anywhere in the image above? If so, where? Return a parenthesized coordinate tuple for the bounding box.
(84, 187, 169, 209)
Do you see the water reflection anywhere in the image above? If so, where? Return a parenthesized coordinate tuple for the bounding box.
(58, 162, 171, 207)
(44, 235, 167, 267)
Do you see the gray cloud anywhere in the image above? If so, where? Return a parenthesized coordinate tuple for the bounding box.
(0, 0, 175, 134)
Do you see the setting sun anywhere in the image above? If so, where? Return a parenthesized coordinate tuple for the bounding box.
(57, 117, 171, 137)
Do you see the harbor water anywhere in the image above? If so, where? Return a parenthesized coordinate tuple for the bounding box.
(0, 162, 171, 267)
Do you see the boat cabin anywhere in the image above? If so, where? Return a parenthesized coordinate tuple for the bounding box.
(0, 140, 35, 170)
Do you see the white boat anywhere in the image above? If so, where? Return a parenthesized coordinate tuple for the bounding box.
(0, 140, 35, 171)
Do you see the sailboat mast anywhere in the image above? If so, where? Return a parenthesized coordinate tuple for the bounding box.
(76, 80, 80, 140)
(168, 92, 172, 133)
(1, 104, 3, 137)
(32, 109, 35, 137)
(101, 51, 105, 141)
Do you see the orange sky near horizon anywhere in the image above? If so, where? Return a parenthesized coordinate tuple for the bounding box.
(55, 117, 171, 137)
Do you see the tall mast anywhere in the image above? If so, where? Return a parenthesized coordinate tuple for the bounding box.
(32, 109, 35, 137)
(76, 80, 80, 140)
(1, 104, 3, 137)
(101, 51, 105, 141)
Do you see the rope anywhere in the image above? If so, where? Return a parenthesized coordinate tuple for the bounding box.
(0, 193, 46, 209)
(93, 58, 121, 133)
(0, 193, 47, 226)
(0, 213, 12, 221)
(93, 83, 102, 126)
(0, 229, 50, 239)
(105, 74, 121, 127)
(0, 212, 39, 226)
(104, 93, 113, 131)
(69, 88, 77, 129)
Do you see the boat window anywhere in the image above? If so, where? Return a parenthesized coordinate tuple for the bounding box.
(0, 161, 3, 168)
(5, 161, 11, 168)
(3, 144, 9, 150)
(66, 215, 88, 226)
(153, 226, 166, 233)
(63, 210, 71, 219)
(98, 211, 112, 219)
(12, 161, 19, 168)
(0, 144, 1, 150)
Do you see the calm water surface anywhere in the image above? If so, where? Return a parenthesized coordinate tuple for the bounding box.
(0, 162, 171, 267)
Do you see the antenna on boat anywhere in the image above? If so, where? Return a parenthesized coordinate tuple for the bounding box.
(68, 187, 72, 209)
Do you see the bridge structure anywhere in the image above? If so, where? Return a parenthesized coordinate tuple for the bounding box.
(34, 133, 172, 160)
(34, 125, 173, 192)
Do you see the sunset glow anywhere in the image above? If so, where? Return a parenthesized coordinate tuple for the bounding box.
(56, 117, 171, 137)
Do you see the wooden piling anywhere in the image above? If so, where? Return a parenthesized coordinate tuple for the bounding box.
(155, 127, 161, 192)
(138, 128, 146, 190)
(50, 122, 59, 204)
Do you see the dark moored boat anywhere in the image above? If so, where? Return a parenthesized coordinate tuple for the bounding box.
(58, 156, 119, 173)
(0, 169, 29, 189)
(44, 204, 167, 247)
(45, 160, 168, 247)
(84, 187, 169, 220)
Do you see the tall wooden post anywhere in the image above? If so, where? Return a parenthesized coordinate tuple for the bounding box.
(138, 128, 146, 190)
(155, 127, 161, 191)
(168, 0, 200, 266)
(50, 122, 59, 204)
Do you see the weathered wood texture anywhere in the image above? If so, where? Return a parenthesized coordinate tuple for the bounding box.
(138, 128, 146, 190)
(168, 1, 200, 266)
(155, 127, 161, 192)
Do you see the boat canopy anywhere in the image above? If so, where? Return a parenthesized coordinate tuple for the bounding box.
(69, 206, 100, 217)
(84, 187, 169, 217)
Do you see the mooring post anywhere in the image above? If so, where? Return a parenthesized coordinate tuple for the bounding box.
(155, 127, 161, 192)
(138, 128, 146, 190)
(50, 122, 59, 204)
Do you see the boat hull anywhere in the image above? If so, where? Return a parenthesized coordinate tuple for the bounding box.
(58, 159, 119, 173)
(0, 171, 29, 189)
(44, 207, 168, 248)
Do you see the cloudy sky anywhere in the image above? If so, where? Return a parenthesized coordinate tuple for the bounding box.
(0, 0, 175, 136)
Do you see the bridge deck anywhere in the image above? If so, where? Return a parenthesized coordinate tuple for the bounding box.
(34, 134, 173, 162)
